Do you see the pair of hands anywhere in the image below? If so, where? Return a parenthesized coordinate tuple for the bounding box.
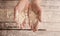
(14, 0, 41, 30)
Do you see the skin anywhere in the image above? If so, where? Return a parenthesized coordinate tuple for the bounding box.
(28, 0, 41, 32)
(14, 0, 41, 31)
(14, 0, 29, 28)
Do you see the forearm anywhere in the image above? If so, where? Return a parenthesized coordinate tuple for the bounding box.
(15, 0, 29, 12)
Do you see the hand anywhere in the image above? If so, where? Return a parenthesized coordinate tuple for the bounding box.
(31, 0, 41, 22)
